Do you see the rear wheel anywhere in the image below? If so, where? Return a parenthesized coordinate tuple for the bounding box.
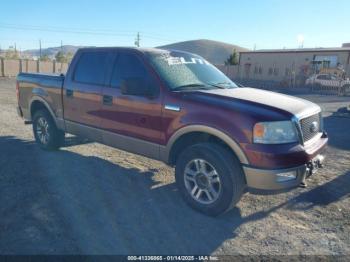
(175, 143, 246, 216)
(32, 110, 65, 150)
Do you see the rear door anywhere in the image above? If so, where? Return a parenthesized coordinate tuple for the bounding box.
(63, 50, 111, 132)
(100, 50, 162, 158)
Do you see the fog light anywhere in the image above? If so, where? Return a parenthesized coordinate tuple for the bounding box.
(276, 171, 297, 182)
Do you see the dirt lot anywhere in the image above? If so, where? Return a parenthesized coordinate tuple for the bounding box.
(0, 77, 349, 256)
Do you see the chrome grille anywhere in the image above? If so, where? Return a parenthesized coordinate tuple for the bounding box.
(299, 113, 321, 142)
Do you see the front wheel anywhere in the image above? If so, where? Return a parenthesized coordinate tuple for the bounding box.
(175, 143, 246, 216)
(32, 110, 65, 150)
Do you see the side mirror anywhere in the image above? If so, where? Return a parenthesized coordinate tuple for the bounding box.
(120, 77, 156, 97)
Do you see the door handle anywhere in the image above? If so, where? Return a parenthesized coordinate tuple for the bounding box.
(66, 89, 74, 97)
(103, 95, 113, 106)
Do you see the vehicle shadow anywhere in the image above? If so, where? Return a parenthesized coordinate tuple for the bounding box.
(285, 171, 350, 211)
(0, 136, 240, 254)
(236, 171, 350, 224)
(63, 135, 92, 148)
(1, 136, 349, 255)
(323, 115, 350, 151)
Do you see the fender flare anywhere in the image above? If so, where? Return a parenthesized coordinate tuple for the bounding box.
(162, 125, 249, 165)
(29, 96, 64, 130)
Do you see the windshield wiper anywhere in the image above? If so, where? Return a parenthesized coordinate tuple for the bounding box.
(172, 83, 213, 91)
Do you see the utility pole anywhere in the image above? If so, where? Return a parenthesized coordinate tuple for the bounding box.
(39, 39, 42, 60)
(134, 32, 140, 47)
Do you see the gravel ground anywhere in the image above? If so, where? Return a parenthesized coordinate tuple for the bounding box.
(0, 77, 349, 256)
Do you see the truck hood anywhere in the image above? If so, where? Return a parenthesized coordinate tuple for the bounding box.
(197, 87, 321, 117)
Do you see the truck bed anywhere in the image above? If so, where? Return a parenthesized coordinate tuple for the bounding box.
(17, 73, 65, 123)
(17, 73, 65, 89)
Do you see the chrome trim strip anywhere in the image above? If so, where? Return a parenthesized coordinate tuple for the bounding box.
(164, 104, 181, 112)
(292, 107, 322, 146)
(292, 116, 304, 145)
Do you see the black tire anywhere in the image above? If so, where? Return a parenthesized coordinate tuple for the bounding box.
(32, 109, 65, 150)
(343, 85, 350, 96)
(175, 143, 246, 216)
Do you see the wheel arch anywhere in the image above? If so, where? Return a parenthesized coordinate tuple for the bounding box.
(29, 97, 63, 130)
(163, 125, 249, 166)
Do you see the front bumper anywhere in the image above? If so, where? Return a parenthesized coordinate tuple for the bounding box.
(243, 154, 325, 190)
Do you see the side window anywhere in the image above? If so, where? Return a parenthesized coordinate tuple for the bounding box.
(331, 75, 338, 80)
(317, 75, 325, 80)
(74, 52, 109, 85)
(110, 53, 148, 88)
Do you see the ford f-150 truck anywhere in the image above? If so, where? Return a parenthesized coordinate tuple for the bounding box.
(16, 47, 328, 216)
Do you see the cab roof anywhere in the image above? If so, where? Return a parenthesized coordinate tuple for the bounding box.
(77, 46, 198, 56)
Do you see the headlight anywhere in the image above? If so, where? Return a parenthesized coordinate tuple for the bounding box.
(253, 121, 298, 144)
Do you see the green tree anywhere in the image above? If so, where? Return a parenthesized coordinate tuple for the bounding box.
(55, 51, 74, 63)
(40, 54, 50, 61)
(55, 51, 66, 62)
(224, 49, 239, 65)
(65, 52, 74, 63)
(5, 49, 19, 59)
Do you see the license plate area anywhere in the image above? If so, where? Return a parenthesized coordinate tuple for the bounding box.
(306, 155, 325, 177)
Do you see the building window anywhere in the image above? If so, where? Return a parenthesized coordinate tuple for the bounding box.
(273, 68, 279, 76)
(244, 63, 251, 78)
(268, 67, 273, 75)
(285, 68, 291, 77)
(259, 66, 263, 74)
(254, 66, 258, 74)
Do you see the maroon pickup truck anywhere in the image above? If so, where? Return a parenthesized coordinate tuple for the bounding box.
(16, 47, 328, 216)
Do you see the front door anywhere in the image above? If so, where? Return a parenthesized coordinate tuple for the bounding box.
(100, 50, 162, 158)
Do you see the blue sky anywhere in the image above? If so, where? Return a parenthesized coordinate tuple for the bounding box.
(1, 0, 349, 51)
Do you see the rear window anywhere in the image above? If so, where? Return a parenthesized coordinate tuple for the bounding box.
(317, 75, 328, 80)
(74, 52, 109, 85)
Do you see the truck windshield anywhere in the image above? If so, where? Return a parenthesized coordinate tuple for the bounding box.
(146, 51, 238, 90)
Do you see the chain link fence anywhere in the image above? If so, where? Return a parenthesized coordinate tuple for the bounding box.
(215, 64, 350, 96)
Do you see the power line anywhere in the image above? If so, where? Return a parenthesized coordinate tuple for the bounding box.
(0, 24, 134, 37)
(0, 22, 177, 40)
(0, 23, 178, 42)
